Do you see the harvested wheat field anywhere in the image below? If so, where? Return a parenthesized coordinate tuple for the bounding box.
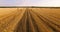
(0, 7, 60, 32)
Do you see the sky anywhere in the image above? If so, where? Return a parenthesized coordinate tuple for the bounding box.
(0, 0, 60, 7)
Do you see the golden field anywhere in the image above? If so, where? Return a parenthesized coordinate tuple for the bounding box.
(0, 8, 60, 32)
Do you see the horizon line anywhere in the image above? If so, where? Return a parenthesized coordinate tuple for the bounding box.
(0, 6, 60, 8)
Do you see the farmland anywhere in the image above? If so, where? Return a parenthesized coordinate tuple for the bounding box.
(0, 8, 60, 32)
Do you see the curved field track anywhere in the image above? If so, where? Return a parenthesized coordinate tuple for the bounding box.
(0, 8, 60, 32)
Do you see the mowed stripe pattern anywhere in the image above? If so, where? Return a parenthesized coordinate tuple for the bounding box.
(0, 8, 60, 32)
(15, 8, 60, 32)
